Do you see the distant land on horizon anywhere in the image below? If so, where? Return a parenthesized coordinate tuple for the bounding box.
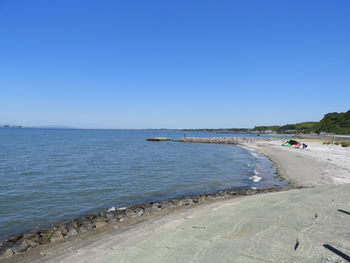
(1, 109, 350, 135)
(185, 109, 350, 135)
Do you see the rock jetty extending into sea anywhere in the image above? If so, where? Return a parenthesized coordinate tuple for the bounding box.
(177, 137, 283, 144)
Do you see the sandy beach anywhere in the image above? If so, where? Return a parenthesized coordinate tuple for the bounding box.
(2, 139, 350, 263)
(245, 139, 350, 186)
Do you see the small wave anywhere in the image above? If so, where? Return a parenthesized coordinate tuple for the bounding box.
(107, 206, 127, 212)
(249, 175, 262, 182)
(250, 152, 259, 158)
(21, 171, 45, 176)
(242, 146, 264, 159)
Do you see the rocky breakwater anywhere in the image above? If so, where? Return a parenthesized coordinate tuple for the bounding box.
(177, 137, 282, 144)
(146, 137, 172, 141)
(0, 186, 302, 260)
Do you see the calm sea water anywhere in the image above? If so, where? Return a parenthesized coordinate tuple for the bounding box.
(0, 129, 287, 241)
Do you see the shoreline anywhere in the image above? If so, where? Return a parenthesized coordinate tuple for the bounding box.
(239, 143, 297, 187)
(238, 145, 291, 187)
(2, 137, 350, 262)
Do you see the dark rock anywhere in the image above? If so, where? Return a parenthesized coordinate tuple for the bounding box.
(146, 137, 171, 141)
(22, 233, 39, 240)
(92, 216, 107, 224)
(76, 217, 92, 226)
(38, 236, 51, 245)
(79, 223, 94, 233)
(64, 228, 78, 239)
(12, 240, 30, 254)
(178, 198, 194, 206)
(0, 245, 13, 259)
(20, 233, 40, 249)
(55, 225, 68, 235)
(159, 201, 176, 209)
(205, 195, 217, 200)
(246, 189, 258, 195)
(117, 214, 126, 220)
(49, 230, 64, 242)
(108, 210, 125, 220)
(26, 239, 39, 248)
(7, 235, 23, 244)
(107, 218, 119, 223)
(67, 222, 79, 231)
(223, 192, 231, 197)
(196, 196, 207, 203)
(125, 207, 144, 217)
(39, 229, 53, 238)
(105, 212, 117, 219)
(191, 197, 198, 203)
(114, 209, 123, 214)
(142, 202, 161, 214)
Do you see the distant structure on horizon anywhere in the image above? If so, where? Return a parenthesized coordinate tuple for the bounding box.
(0, 125, 23, 128)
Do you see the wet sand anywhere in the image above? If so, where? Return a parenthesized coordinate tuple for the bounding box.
(3, 139, 350, 263)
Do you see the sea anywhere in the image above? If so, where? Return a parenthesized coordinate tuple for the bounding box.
(0, 128, 288, 241)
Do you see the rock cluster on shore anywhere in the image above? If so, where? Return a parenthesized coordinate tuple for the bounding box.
(0, 186, 299, 260)
(177, 137, 283, 144)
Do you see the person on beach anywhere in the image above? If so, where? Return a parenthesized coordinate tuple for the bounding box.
(300, 143, 308, 149)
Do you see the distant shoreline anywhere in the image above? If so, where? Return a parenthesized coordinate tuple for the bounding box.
(2, 127, 350, 140)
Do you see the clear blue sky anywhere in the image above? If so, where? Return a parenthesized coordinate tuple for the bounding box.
(1, 0, 349, 129)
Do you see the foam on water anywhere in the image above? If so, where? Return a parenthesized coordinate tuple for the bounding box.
(249, 151, 260, 158)
(241, 145, 288, 189)
(107, 206, 116, 212)
(250, 168, 262, 182)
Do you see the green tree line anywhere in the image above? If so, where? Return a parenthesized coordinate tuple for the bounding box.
(254, 110, 350, 135)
